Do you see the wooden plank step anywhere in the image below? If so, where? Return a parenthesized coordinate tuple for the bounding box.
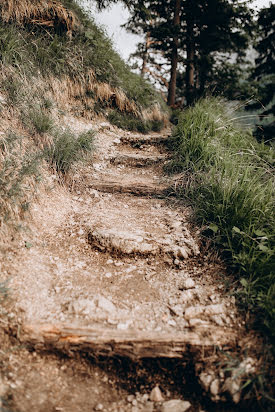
(20, 323, 237, 360)
(88, 181, 171, 198)
(110, 154, 167, 167)
(120, 135, 170, 147)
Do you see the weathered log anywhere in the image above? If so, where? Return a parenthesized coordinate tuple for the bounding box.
(20, 323, 237, 360)
(120, 135, 170, 147)
(88, 181, 171, 198)
(110, 154, 167, 168)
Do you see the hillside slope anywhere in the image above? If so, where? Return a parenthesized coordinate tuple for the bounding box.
(0, 2, 273, 412)
(0, 0, 167, 236)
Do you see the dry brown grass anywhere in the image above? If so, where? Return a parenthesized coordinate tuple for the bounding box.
(0, 0, 77, 34)
(48, 75, 139, 117)
(142, 104, 169, 125)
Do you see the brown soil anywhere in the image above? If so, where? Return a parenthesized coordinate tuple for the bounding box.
(0, 117, 263, 412)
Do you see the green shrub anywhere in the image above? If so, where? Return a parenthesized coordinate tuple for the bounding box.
(168, 97, 275, 338)
(44, 128, 94, 174)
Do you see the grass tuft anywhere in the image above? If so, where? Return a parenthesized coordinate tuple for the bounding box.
(23, 106, 54, 135)
(44, 128, 94, 174)
(168, 97, 275, 338)
(0, 131, 42, 226)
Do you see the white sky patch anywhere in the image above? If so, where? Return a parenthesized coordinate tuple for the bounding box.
(78, 0, 272, 62)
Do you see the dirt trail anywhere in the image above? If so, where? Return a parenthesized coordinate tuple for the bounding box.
(0, 118, 258, 411)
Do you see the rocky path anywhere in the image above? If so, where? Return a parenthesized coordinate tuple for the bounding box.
(0, 119, 257, 411)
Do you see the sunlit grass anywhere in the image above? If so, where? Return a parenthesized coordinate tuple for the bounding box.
(168, 97, 275, 337)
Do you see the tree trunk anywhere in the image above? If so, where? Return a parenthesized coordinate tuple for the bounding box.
(167, 0, 181, 107)
(141, 31, 151, 76)
(186, 3, 195, 106)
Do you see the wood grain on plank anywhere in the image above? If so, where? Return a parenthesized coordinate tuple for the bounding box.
(20, 323, 237, 359)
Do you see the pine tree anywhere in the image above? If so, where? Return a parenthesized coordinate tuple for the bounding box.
(126, 0, 252, 106)
(251, 3, 275, 141)
(93, 0, 253, 107)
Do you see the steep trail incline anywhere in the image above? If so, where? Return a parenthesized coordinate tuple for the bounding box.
(1, 118, 258, 411)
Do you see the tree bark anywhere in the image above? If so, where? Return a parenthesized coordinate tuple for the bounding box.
(19, 323, 237, 360)
(167, 0, 181, 107)
(141, 31, 151, 76)
(186, 3, 195, 106)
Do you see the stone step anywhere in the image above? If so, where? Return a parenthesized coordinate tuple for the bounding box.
(87, 225, 199, 259)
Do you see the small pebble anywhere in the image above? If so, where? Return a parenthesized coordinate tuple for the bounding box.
(94, 404, 104, 411)
(180, 278, 195, 290)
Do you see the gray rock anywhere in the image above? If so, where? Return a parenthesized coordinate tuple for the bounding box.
(94, 403, 104, 411)
(142, 402, 154, 412)
(199, 372, 214, 391)
(185, 304, 224, 320)
(127, 395, 135, 403)
(161, 399, 191, 412)
(70, 298, 95, 316)
(210, 379, 220, 396)
(97, 296, 116, 313)
(141, 394, 149, 403)
(223, 378, 241, 404)
(181, 278, 195, 290)
(149, 386, 165, 402)
(176, 247, 189, 259)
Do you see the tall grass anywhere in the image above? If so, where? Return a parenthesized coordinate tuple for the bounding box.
(44, 128, 94, 174)
(0, 131, 42, 227)
(168, 98, 275, 337)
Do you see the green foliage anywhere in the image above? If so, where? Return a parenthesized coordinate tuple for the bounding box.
(44, 128, 95, 174)
(123, 0, 253, 105)
(0, 131, 42, 225)
(23, 105, 54, 135)
(168, 97, 275, 337)
(108, 110, 163, 133)
(248, 4, 275, 142)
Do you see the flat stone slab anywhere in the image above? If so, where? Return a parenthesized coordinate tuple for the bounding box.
(88, 226, 200, 259)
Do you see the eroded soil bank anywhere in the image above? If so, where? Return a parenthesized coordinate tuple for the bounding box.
(0, 117, 266, 411)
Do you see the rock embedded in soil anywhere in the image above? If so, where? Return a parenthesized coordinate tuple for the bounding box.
(180, 278, 195, 290)
(142, 403, 154, 412)
(149, 386, 165, 402)
(97, 296, 116, 314)
(161, 399, 191, 412)
(184, 304, 225, 320)
(210, 379, 220, 397)
(199, 372, 214, 392)
(94, 403, 104, 411)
